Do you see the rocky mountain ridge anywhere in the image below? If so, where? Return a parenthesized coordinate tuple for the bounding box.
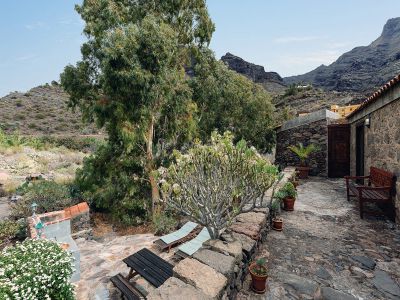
(284, 17, 400, 92)
(221, 52, 287, 94)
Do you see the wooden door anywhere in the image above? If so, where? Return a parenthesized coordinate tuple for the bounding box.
(328, 124, 350, 178)
(356, 124, 365, 177)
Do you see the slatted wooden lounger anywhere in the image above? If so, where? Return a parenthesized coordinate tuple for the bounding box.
(153, 221, 201, 252)
(175, 227, 211, 259)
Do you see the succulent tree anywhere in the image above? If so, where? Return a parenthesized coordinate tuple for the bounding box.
(287, 143, 319, 166)
(158, 132, 278, 239)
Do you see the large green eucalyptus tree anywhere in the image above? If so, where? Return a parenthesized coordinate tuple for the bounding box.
(61, 0, 215, 221)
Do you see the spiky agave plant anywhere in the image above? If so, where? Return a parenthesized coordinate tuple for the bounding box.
(287, 143, 319, 166)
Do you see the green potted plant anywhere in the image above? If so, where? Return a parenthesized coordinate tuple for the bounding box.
(275, 182, 297, 211)
(271, 200, 283, 231)
(287, 143, 319, 179)
(249, 257, 268, 293)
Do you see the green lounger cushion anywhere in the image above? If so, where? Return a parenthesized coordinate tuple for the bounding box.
(177, 227, 211, 256)
(160, 221, 198, 245)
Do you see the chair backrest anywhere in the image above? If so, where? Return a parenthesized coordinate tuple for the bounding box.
(370, 167, 397, 195)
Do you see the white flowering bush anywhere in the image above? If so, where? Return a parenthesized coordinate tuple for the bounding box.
(0, 239, 75, 300)
(158, 131, 278, 239)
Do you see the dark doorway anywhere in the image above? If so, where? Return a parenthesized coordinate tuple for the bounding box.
(328, 124, 350, 178)
(356, 124, 365, 177)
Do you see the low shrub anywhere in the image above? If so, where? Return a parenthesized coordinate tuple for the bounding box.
(11, 181, 77, 219)
(152, 211, 177, 235)
(0, 219, 26, 247)
(0, 239, 75, 299)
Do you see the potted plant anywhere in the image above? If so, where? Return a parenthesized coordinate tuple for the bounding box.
(287, 143, 319, 179)
(290, 176, 300, 189)
(276, 182, 297, 211)
(270, 200, 283, 231)
(249, 258, 268, 293)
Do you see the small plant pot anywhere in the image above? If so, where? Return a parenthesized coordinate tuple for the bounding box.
(272, 218, 283, 231)
(296, 166, 310, 179)
(283, 197, 295, 211)
(249, 263, 268, 294)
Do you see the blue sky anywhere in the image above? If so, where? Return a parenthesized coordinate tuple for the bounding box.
(1, 1, 400, 96)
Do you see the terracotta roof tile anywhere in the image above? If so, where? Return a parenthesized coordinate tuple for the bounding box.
(347, 74, 400, 118)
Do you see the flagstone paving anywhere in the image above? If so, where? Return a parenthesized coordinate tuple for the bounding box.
(238, 178, 400, 300)
(74, 234, 167, 300)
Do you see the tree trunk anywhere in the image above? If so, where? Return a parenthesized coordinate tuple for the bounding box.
(146, 116, 160, 215)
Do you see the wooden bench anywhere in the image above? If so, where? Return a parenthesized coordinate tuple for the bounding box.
(110, 273, 147, 300)
(345, 167, 397, 219)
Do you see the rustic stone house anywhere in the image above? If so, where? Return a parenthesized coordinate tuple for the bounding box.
(346, 74, 400, 222)
(275, 109, 341, 176)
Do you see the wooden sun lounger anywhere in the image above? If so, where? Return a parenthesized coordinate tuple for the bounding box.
(175, 227, 211, 259)
(153, 221, 201, 252)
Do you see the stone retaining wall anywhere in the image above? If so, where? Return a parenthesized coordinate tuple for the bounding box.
(275, 110, 341, 177)
(147, 167, 297, 300)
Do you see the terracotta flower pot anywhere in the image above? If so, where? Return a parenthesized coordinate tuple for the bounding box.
(296, 166, 310, 179)
(283, 197, 295, 211)
(272, 218, 283, 231)
(249, 263, 268, 294)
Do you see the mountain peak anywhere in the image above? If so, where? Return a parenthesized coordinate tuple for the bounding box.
(381, 17, 400, 38)
(284, 17, 400, 92)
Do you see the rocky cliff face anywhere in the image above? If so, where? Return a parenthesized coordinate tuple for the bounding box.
(284, 18, 400, 92)
(221, 53, 287, 94)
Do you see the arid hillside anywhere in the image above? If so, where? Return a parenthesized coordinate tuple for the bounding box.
(0, 83, 100, 136)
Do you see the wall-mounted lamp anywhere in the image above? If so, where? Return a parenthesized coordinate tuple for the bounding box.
(364, 115, 371, 128)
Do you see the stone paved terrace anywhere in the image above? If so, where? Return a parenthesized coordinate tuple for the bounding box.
(238, 178, 400, 300)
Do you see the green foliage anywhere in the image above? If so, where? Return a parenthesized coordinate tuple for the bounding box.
(252, 257, 268, 276)
(152, 211, 178, 235)
(283, 84, 299, 97)
(0, 239, 74, 299)
(61, 0, 215, 220)
(275, 182, 297, 200)
(0, 129, 103, 152)
(0, 220, 26, 247)
(287, 143, 320, 165)
(159, 132, 278, 238)
(10, 181, 77, 220)
(191, 51, 276, 153)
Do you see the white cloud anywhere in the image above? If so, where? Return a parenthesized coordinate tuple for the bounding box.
(280, 50, 341, 66)
(273, 36, 322, 44)
(15, 54, 37, 62)
(25, 21, 46, 31)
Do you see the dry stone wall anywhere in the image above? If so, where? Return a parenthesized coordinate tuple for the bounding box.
(276, 119, 329, 176)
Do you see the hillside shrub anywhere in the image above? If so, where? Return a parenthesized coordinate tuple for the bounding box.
(10, 181, 76, 219)
(0, 239, 74, 299)
(0, 219, 26, 247)
(152, 210, 177, 235)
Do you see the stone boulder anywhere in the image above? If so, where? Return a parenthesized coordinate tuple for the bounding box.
(193, 249, 236, 277)
(204, 239, 243, 263)
(173, 258, 227, 299)
(147, 277, 210, 300)
(229, 222, 261, 240)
